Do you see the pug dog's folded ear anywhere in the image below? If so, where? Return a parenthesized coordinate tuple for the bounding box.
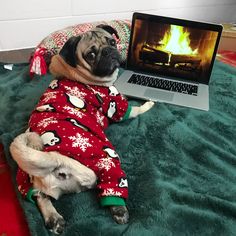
(59, 36, 81, 67)
(96, 24, 119, 39)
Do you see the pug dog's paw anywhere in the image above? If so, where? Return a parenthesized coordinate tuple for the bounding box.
(140, 101, 155, 113)
(110, 206, 129, 224)
(128, 101, 155, 118)
(46, 213, 66, 235)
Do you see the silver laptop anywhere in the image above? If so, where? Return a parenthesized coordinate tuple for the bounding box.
(115, 12, 222, 111)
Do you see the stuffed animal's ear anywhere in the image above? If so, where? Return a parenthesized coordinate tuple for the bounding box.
(59, 36, 81, 67)
(96, 24, 119, 39)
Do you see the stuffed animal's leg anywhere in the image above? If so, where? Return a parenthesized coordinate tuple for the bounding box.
(128, 101, 154, 118)
(36, 192, 65, 235)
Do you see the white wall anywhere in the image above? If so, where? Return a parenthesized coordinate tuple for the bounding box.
(0, 0, 235, 51)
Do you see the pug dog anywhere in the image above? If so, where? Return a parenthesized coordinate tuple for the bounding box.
(10, 25, 154, 234)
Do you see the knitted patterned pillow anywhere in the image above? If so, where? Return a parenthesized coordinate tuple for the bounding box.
(29, 20, 131, 77)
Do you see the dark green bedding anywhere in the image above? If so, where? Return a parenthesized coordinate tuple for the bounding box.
(0, 61, 236, 236)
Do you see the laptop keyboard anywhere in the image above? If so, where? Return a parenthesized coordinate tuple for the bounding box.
(127, 74, 198, 96)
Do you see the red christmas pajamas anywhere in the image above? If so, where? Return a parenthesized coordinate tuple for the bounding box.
(16, 78, 131, 206)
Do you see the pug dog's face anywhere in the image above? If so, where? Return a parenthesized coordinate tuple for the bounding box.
(59, 25, 122, 77)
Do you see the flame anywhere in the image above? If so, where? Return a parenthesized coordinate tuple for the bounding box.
(159, 25, 198, 55)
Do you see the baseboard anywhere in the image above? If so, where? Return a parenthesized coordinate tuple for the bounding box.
(0, 48, 34, 63)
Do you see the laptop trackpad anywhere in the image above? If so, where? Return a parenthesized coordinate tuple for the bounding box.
(143, 89, 174, 101)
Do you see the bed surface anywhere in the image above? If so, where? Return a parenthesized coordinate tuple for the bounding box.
(0, 60, 236, 236)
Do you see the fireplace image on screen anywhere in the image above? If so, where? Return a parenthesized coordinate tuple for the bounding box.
(130, 19, 219, 81)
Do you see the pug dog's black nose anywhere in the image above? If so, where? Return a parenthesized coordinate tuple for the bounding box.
(102, 47, 112, 56)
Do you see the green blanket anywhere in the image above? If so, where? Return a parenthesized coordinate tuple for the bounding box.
(0, 61, 236, 236)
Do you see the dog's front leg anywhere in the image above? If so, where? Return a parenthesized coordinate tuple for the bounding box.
(36, 192, 65, 234)
(128, 101, 155, 118)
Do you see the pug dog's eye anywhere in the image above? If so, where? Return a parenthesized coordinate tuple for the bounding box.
(109, 39, 116, 47)
(87, 52, 96, 61)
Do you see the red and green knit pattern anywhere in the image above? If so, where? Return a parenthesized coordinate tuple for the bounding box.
(30, 20, 131, 76)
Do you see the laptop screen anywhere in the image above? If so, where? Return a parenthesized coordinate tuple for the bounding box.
(127, 13, 222, 84)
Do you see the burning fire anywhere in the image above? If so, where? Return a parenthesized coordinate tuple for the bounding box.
(159, 25, 198, 55)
